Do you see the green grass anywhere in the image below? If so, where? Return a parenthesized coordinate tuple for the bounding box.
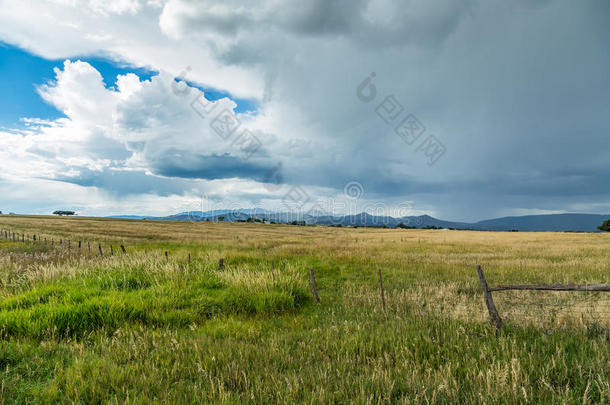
(0, 217, 609, 403)
(0, 256, 308, 340)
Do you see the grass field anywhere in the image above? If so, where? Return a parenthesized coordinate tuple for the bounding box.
(0, 215, 609, 403)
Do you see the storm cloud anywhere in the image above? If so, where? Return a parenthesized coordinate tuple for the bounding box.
(0, 0, 608, 220)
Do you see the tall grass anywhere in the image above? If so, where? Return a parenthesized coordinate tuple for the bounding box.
(0, 216, 609, 403)
(0, 252, 309, 340)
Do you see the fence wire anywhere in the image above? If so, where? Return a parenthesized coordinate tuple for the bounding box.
(492, 290, 610, 327)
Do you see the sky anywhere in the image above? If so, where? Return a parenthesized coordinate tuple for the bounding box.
(0, 0, 608, 222)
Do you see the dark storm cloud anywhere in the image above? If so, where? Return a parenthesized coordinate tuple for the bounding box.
(151, 150, 273, 182)
(74, 0, 610, 219)
(53, 168, 193, 197)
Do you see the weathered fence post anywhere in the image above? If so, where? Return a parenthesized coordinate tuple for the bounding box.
(219, 258, 225, 269)
(476, 265, 502, 329)
(187, 253, 191, 264)
(68, 240, 71, 249)
(98, 244, 103, 257)
(33, 234, 36, 242)
(110, 245, 114, 256)
(88, 241, 90, 252)
(78, 241, 81, 249)
(309, 268, 320, 303)
(165, 251, 168, 261)
(379, 269, 386, 312)
(121, 245, 126, 254)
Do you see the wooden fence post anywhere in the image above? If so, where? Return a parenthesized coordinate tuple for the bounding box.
(379, 269, 386, 312)
(98, 244, 103, 257)
(121, 245, 126, 254)
(165, 251, 168, 261)
(78, 241, 81, 249)
(187, 253, 191, 264)
(476, 265, 502, 329)
(110, 245, 114, 256)
(309, 268, 320, 303)
(219, 258, 225, 269)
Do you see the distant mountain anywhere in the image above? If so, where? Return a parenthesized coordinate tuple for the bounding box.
(471, 214, 609, 232)
(107, 211, 610, 232)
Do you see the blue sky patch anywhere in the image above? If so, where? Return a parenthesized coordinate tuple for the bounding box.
(0, 42, 257, 128)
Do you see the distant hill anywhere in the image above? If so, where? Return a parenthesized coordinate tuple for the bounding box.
(107, 211, 610, 232)
(471, 213, 609, 232)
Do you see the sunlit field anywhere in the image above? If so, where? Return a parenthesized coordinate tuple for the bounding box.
(0, 215, 609, 403)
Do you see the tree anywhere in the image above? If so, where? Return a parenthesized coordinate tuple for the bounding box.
(53, 210, 75, 216)
(598, 219, 610, 232)
(217, 216, 225, 221)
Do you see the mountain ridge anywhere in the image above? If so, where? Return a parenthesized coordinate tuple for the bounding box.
(107, 212, 610, 232)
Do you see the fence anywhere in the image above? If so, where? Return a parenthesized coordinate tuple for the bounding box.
(477, 265, 610, 329)
(0, 227, 233, 272)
